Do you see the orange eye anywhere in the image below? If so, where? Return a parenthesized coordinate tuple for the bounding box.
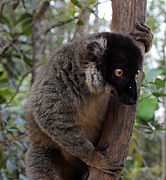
(135, 70, 141, 78)
(114, 69, 123, 77)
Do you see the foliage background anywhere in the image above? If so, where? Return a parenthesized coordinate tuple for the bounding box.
(0, 0, 165, 179)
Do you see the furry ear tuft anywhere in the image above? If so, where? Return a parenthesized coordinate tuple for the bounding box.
(86, 37, 107, 62)
(96, 37, 107, 50)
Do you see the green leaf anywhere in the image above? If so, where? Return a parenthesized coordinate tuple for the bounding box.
(87, 0, 97, 5)
(137, 98, 158, 121)
(15, 13, 32, 26)
(154, 78, 165, 89)
(141, 71, 145, 82)
(71, 0, 82, 8)
(23, 55, 32, 66)
(22, 21, 32, 36)
(0, 95, 6, 104)
(145, 68, 164, 82)
(88, 8, 95, 13)
(70, 8, 77, 17)
(0, 89, 14, 96)
(22, 17, 32, 29)
(0, 154, 7, 169)
(0, 71, 3, 76)
(0, 13, 10, 25)
(77, 20, 84, 26)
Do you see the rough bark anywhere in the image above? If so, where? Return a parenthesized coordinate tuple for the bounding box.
(88, 0, 147, 179)
(163, 70, 166, 180)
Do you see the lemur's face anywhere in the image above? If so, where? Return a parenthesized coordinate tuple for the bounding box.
(99, 62, 141, 105)
(98, 36, 143, 105)
(82, 33, 143, 105)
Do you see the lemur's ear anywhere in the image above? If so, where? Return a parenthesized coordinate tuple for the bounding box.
(86, 37, 107, 62)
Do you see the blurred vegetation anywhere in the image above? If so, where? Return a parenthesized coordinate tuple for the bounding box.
(0, 0, 165, 179)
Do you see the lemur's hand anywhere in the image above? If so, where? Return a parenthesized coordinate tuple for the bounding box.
(130, 22, 153, 52)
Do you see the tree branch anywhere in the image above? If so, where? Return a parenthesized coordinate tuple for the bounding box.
(34, 1, 50, 21)
(45, 17, 78, 34)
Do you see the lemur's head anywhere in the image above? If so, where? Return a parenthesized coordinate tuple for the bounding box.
(77, 32, 143, 105)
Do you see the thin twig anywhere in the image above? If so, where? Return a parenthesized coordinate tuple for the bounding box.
(2, 63, 17, 89)
(44, 17, 78, 34)
(133, 127, 147, 136)
(21, 0, 26, 9)
(133, 139, 155, 180)
(0, 40, 15, 56)
(11, 42, 24, 61)
(3, 63, 42, 108)
(7, 133, 27, 141)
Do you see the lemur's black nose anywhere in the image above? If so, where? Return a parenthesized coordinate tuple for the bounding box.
(127, 98, 137, 105)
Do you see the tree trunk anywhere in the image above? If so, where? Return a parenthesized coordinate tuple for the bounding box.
(87, 0, 147, 179)
(163, 74, 166, 180)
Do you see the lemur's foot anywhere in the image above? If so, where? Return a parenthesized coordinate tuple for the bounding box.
(96, 144, 124, 175)
(130, 22, 153, 52)
(83, 148, 124, 175)
(103, 159, 124, 176)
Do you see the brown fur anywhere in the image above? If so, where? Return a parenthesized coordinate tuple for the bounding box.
(25, 31, 149, 179)
(77, 92, 111, 144)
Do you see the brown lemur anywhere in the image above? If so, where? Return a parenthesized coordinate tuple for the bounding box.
(25, 22, 153, 180)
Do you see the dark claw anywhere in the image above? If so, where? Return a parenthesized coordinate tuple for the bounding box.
(140, 21, 146, 27)
(96, 144, 110, 156)
(135, 22, 150, 33)
(140, 21, 145, 26)
(140, 22, 151, 31)
(103, 169, 120, 176)
(118, 160, 124, 168)
(96, 144, 109, 152)
(111, 160, 124, 169)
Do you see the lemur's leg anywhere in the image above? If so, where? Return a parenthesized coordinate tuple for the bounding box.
(26, 143, 62, 180)
(26, 143, 89, 180)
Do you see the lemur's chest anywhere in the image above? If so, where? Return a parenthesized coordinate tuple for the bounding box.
(77, 92, 111, 145)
